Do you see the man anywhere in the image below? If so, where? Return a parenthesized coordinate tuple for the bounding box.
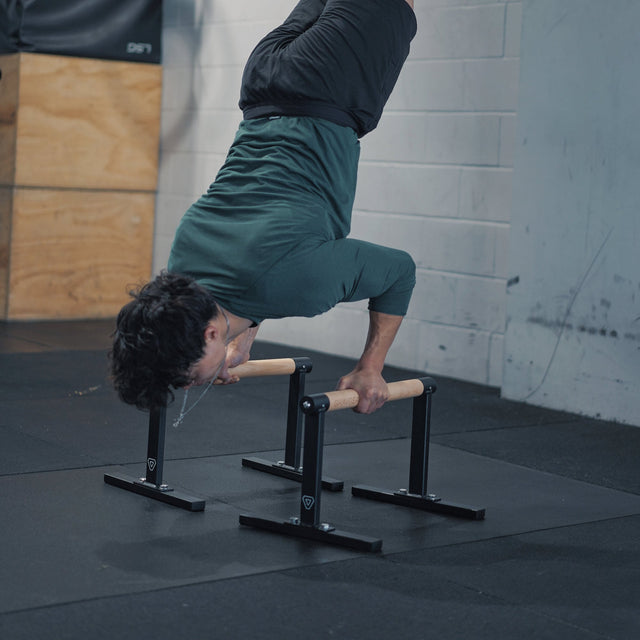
(111, 0, 417, 414)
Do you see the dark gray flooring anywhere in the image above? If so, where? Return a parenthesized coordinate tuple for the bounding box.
(0, 320, 638, 640)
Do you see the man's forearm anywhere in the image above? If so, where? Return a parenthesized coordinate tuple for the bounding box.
(229, 324, 260, 363)
(356, 311, 403, 373)
(336, 311, 404, 414)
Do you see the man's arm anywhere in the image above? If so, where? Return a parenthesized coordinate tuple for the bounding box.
(216, 324, 260, 384)
(336, 310, 404, 414)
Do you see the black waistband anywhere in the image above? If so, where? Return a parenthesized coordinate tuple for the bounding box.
(242, 102, 361, 136)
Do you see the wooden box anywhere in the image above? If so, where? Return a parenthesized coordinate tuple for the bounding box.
(0, 52, 161, 320)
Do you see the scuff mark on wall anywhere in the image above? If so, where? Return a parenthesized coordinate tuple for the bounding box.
(524, 227, 613, 400)
(525, 316, 639, 341)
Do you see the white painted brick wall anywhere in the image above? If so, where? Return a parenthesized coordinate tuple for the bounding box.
(154, 0, 522, 388)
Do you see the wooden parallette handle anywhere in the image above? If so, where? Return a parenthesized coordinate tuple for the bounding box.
(323, 378, 426, 412)
(228, 358, 299, 379)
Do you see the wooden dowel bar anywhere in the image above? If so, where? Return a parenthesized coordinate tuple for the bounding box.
(228, 358, 299, 379)
(323, 378, 426, 413)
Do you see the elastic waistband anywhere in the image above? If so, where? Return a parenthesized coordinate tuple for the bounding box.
(242, 102, 361, 136)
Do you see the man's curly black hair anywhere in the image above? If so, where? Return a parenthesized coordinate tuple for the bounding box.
(110, 272, 219, 410)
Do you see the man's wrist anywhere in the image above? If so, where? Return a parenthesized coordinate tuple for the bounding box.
(352, 360, 384, 376)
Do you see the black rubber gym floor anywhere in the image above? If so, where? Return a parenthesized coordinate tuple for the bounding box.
(1, 320, 639, 639)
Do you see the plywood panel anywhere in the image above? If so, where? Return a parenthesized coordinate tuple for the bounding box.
(14, 53, 162, 191)
(0, 187, 13, 317)
(7, 188, 154, 320)
(0, 54, 19, 186)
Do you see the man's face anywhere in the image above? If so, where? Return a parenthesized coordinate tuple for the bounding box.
(185, 323, 228, 387)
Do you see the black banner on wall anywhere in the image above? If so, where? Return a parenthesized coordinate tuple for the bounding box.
(0, 0, 162, 63)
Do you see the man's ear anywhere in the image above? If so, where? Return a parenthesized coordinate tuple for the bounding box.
(203, 320, 219, 344)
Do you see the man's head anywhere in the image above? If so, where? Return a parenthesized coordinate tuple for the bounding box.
(110, 272, 219, 410)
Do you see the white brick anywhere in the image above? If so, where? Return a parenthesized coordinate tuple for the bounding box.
(418, 323, 492, 385)
(162, 66, 243, 112)
(505, 2, 523, 57)
(493, 224, 510, 277)
(410, 271, 506, 333)
(196, 22, 273, 67)
(258, 306, 368, 363)
(463, 59, 520, 112)
(350, 212, 424, 261)
(191, 109, 241, 154)
(407, 271, 457, 326)
(161, 69, 189, 111)
(158, 150, 226, 197)
(352, 212, 508, 277)
(160, 107, 235, 157)
(419, 1, 509, 6)
(363, 114, 501, 166)
(488, 332, 504, 387)
(176, 0, 206, 27)
(387, 60, 465, 111)
(157, 150, 191, 195)
(198, 66, 244, 109)
(152, 233, 174, 273)
(354, 164, 459, 218)
(163, 0, 180, 28)
(453, 275, 506, 332)
(416, 219, 504, 276)
(155, 152, 179, 196)
(194, 0, 293, 25)
(197, 154, 228, 189)
(428, 114, 501, 166)
(162, 27, 200, 69)
(389, 58, 519, 113)
(412, 4, 506, 60)
(154, 194, 195, 237)
(499, 114, 518, 167)
(160, 107, 197, 153)
(385, 317, 423, 372)
(459, 167, 513, 222)
(156, 149, 176, 195)
(259, 307, 424, 374)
